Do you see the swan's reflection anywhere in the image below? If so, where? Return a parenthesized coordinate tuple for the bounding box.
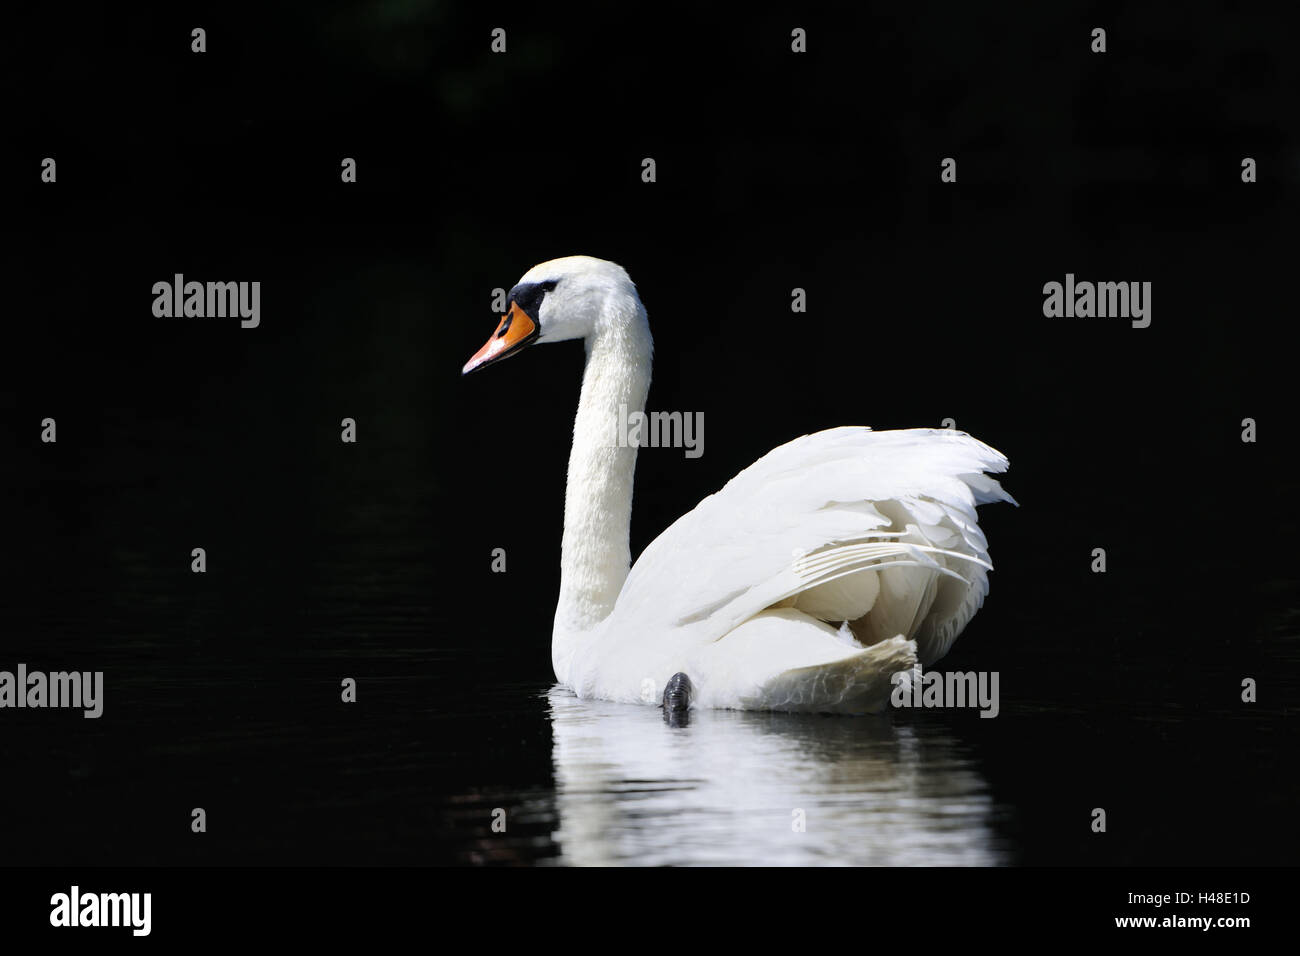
(547, 685, 1005, 865)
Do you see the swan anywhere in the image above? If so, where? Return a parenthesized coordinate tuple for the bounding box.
(463, 256, 1015, 714)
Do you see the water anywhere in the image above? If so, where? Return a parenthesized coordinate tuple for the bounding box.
(545, 688, 1007, 866)
(6, 604, 1293, 867)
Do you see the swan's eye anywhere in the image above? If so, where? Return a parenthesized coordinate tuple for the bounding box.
(510, 279, 560, 322)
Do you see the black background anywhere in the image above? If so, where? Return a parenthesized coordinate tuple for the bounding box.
(1, 1, 1296, 868)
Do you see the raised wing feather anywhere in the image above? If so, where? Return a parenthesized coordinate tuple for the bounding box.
(611, 427, 1014, 664)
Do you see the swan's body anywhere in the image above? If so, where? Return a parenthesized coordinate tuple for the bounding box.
(464, 256, 1014, 713)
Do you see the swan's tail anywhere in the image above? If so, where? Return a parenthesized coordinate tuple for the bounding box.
(743, 635, 918, 714)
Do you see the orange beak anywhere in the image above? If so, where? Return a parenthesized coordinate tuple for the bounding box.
(462, 301, 540, 374)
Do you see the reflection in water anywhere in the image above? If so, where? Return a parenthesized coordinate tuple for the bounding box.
(547, 686, 1007, 866)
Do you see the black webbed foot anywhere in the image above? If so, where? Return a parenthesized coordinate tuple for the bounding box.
(662, 672, 693, 725)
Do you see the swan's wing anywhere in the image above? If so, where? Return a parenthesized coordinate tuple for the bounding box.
(615, 427, 1015, 665)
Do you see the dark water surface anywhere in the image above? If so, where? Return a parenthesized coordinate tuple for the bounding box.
(3, 334, 1296, 865)
(3, 624, 1295, 866)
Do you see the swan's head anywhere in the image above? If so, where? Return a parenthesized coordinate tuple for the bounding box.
(462, 255, 644, 374)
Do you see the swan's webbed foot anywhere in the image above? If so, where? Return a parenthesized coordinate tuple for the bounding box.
(663, 672, 693, 724)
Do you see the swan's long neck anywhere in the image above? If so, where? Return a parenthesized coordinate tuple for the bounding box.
(552, 300, 652, 679)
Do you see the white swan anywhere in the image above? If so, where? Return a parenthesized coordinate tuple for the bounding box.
(464, 256, 1015, 713)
